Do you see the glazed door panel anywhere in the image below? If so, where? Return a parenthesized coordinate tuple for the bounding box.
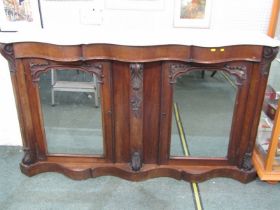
(159, 61, 254, 166)
(22, 60, 114, 161)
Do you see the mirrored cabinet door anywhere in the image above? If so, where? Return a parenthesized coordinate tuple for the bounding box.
(170, 70, 237, 158)
(29, 60, 113, 160)
(38, 69, 103, 155)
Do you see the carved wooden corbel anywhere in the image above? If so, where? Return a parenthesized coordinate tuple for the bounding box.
(22, 147, 36, 165)
(223, 64, 247, 86)
(130, 63, 144, 118)
(0, 44, 16, 73)
(29, 59, 50, 82)
(260, 47, 279, 75)
(169, 63, 193, 84)
(240, 152, 253, 171)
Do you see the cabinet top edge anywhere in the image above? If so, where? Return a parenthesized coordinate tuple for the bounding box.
(0, 29, 280, 47)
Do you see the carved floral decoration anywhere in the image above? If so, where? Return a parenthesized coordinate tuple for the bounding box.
(29, 60, 104, 83)
(169, 63, 248, 86)
(0, 44, 16, 73)
(130, 63, 144, 118)
(260, 47, 279, 75)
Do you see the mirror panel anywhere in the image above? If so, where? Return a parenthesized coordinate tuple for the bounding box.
(38, 69, 103, 155)
(170, 70, 237, 157)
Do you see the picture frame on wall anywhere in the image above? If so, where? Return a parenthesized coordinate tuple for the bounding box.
(105, 0, 165, 11)
(0, 0, 43, 31)
(174, 0, 212, 28)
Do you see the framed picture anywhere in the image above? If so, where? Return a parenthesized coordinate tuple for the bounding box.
(105, 0, 165, 11)
(0, 0, 43, 31)
(174, 0, 212, 28)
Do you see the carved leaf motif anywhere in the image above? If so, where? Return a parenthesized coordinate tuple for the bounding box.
(131, 95, 142, 111)
(130, 63, 144, 118)
(223, 64, 247, 85)
(241, 152, 253, 171)
(0, 44, 16, 73)
(29, 59, 49, 68)
(169, 63, 247, 86)
(131, 72, 142, 90)
(22, 147, 35, 165)
(263, 47, 279, 59)
(261, 47, 279, 75)
(169, 63, 193, 84)
(29, 60, 50, 82)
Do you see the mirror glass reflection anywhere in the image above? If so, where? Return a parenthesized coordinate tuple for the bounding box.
(170, 70, 237, 157)
(39, 69, 103, 155)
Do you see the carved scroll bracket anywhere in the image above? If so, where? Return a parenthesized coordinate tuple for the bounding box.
(169, 63, 247, 86)
(223, 64, 247, 86)
(169, 63, 192, 84)
(29, 60, 104, 83)
(0, 44, 16, 73)
(260, 47, 279, 75)
(240, 152, 253, 171)
(22, 147, 36, 165)
(130, 63, 144, 118)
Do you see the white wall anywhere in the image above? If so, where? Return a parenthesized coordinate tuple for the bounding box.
(40, 0, 273, 33)
(0, 56, 21, 145)
(0, 0, 275, 146)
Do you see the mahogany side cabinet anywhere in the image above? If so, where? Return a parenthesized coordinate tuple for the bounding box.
(0, 35, 279, 183)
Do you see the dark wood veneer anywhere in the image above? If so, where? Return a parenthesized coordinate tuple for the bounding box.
(13, 43, 263, 63)
(0, 43, 278, 183)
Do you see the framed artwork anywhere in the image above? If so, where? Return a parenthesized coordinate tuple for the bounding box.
(174, 0, 212, 28)
(0, 0, 43, 31)
(105, 0, 165, 11)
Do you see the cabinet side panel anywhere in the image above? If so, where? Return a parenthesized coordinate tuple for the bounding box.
(244, 63, 271, 165)
(227, 63, 252, 163)
(237, 46, 278, 170)
(143, 62, 161, 163)
(10, 63, 25, 146)
(236, 62, 268, 169)
(112, 62, 131, 162)
(15, 60, 37, 164)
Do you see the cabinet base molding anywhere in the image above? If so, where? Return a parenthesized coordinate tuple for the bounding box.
(20, 161, 256, 183)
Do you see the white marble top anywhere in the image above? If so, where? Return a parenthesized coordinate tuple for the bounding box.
(0, 28, 279, 47)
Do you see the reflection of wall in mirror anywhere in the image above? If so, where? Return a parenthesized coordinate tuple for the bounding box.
(180, 0, 206, 19)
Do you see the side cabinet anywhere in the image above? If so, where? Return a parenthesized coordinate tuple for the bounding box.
(0, 43, 278, 183)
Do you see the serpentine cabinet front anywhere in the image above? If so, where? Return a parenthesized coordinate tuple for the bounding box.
(0, 43, 278, 183)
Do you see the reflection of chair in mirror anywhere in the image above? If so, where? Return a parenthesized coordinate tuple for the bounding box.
(50, 69, 99, 107)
